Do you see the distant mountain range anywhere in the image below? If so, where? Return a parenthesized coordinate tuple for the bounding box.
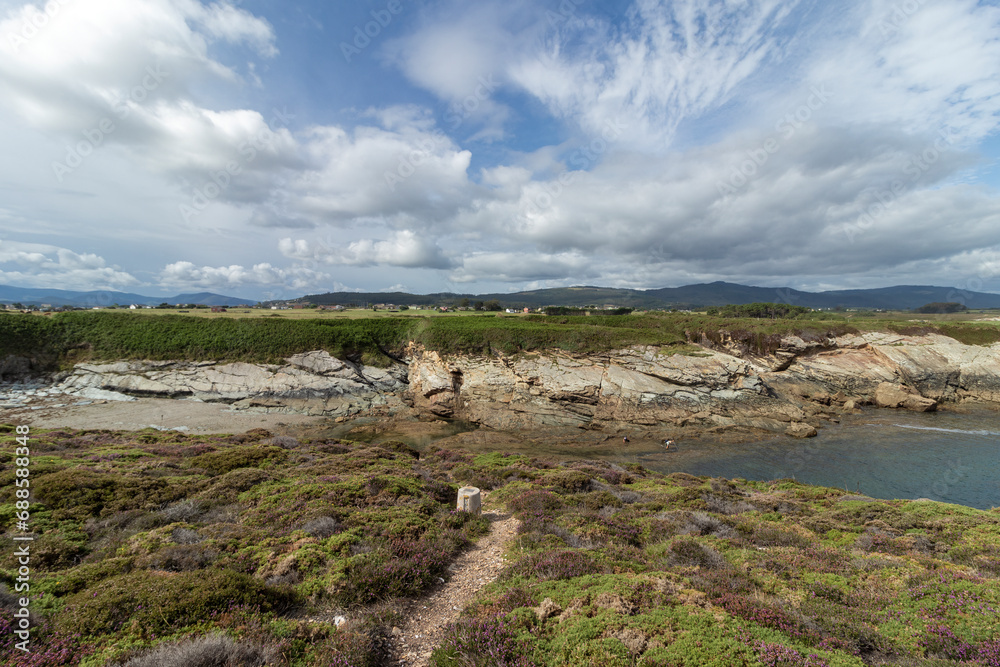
(0, 285, 256, 308)
(300, 282, 1000, 311)
(5, 281, 999, 311)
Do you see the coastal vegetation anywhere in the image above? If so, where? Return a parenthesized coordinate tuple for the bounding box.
(914, 303, 969, 315)
(1, 427, 999, 665)
(3, 309, 1000, 370)
(705, 303, 813, 318)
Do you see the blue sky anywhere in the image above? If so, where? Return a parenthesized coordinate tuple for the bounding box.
(1, 0, 999, 300)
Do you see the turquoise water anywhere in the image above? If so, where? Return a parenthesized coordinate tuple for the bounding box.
(619, 409, 1000, 510)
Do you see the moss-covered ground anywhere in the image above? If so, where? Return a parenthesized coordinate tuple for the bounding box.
(1, 427, 998, 666)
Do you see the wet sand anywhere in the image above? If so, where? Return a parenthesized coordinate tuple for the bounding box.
(3, 396, 327, 434)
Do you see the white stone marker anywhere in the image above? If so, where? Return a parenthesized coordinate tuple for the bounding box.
(457, 486, 482, 515)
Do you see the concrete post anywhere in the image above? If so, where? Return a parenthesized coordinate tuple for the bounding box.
(457, 486, 481, 515)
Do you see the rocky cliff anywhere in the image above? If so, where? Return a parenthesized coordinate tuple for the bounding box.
(405, 332, 1000, 435)
(53, 351, 409, 419)
(29, 332, 1000, 435)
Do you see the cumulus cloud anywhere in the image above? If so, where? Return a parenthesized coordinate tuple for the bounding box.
(0, 240, 140, 288)
(448, 250, 596, 283)
(281, 122, 474, 225)
(491, 124, 999, 278)
(159, 260, 326, 291)
(0, 0, 295, 191)
(0, 0, 478, 228)
(279, 231, 453, 269)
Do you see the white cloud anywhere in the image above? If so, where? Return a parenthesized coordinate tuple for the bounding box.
(159, 260, 325, 291)
(281, 122, 474, 225)
(279, 231, 452, 269)
(0, 0, 291, 181)
(0, 240, 139, 288)
(449, 250, 595, 283)
(508, 0, 801, 150)
(807, 0, 1000, 144)
(1, 0, 999, 298)
(186, 0, 279, 57)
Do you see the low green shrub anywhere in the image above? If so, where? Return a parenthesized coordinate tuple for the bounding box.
(32, 470, 190, 518)
(57, 569, 293, 637)
(540, 470, 593, 493)
(190, 446, 288, 476)
(43, 558, 134, 596)
(665, 536, 729, 570)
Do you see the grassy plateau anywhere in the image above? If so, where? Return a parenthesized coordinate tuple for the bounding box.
(1, 427, 999, 666)
(3, 309, 1000, 369)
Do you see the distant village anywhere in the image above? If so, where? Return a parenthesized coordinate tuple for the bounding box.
(0, 300, 638, 314)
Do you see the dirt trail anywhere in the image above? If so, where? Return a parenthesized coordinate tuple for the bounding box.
(388, 503, 521, 666)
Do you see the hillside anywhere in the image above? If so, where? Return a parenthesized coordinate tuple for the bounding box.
(301, 282, 1000, 311)
(1, 426, 998, 666)
(0, 285, 255, 308)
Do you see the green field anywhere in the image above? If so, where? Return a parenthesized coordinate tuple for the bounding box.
(3, 309, 1000, 369)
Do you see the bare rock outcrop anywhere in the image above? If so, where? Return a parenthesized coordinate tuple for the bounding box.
(406, 344, 805, 432)
(56, 351, 408, 419)
(873, 382, 938, 412)
(785, 422, 818, 438)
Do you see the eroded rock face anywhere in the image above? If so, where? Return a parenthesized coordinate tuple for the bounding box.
(43, 332, 1000, 433)
(873, 382, 938, 412)
(56, 350, 408, 419)
(406, 344, 806, 431)
(407, 333, 1000, 432)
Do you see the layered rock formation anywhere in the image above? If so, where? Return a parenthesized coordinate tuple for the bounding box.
(55, 351, 408, 419)
(405, 332, 1000, 435)
(35, 332, 1000, 435)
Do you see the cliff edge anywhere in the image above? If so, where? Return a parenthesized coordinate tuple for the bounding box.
(22, 331, 1000, 437)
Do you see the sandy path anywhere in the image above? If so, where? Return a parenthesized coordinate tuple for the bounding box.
(390, 504, 521, 666)
(3, 396, 327, 434)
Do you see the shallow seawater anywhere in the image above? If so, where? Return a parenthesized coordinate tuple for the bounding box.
(596, 409, 1000, 510)
(318, 418, 480, 448)
(326, 409, 1000, 510)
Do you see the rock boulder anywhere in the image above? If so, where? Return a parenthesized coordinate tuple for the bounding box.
(873, 382, 937, 412)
